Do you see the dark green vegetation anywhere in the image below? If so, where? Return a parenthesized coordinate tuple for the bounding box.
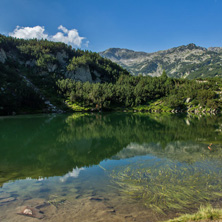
(100, 44, 222, 79)
(0, 34, 128, 115)
(0, 61, 45, 114)
(1, 35, 222, 115)
(58, 72, 222, 112)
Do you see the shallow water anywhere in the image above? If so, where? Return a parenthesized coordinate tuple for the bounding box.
(0, 113, 222, 221)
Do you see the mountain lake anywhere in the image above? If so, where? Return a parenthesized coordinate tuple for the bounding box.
(0, 113, 222, 221)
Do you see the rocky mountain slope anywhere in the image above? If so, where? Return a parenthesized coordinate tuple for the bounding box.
(100, 44, 222, 79)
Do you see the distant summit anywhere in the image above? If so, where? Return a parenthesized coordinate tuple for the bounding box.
(100, 44, 222, 79)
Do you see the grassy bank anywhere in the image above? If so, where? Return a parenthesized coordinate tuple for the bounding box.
(166, 205, 222, 222)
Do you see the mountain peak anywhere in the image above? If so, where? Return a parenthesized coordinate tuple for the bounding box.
(186, 43, 198, 49)
(100, 44, 222, 79)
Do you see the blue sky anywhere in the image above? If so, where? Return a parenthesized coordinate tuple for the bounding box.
(0, 0, 222, 52)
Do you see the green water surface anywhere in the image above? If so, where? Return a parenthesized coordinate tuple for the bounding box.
(0, 113, 222, 221)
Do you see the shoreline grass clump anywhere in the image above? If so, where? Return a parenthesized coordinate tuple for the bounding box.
(166, 205, 222, 222)
(109, 158, 222, 214)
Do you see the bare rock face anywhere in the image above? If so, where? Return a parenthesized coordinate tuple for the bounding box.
(56, 51, 69, 65)
(47, 63, 58, 72)
(149, 63, 163, 77)
(25, 60, 36, 67)
(0, 49, 7, 63)
(65, 66, 93, 82)
(208, 47, 222, 53)
(92, 70, 102, 83)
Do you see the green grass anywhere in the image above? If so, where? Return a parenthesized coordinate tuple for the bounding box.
(65, 100, 91, 112)
(133, 99, 173, 113)
(166, 205, 222, 222)
(109, 159, 222, 214)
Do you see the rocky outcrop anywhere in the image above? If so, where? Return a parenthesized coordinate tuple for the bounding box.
(56, 51, 69, 65)
(65, 66, 93, 82)
(25, 60, 36, 67)
(65, 66, 102, 83)
(208, 47, 222, 53)
(92, 70, 102, 83)
(0, 49, 7, 63)
(47, 63, 57, 72)
(1, 46, 102, 83)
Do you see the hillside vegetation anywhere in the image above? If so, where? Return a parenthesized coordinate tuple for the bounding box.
(0, 34, 128, 115)
(100, 44, 222, 79)
(1, 35, 222, 115)
(58, 71, 222, 113)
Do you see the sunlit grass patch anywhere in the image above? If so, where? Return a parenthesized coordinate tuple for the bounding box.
(65, 100, 91, 112)
(133, 99, 173, 113)
(166, 205, 222, 221)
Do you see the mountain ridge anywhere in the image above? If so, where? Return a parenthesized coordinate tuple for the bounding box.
(100, 43, 222, 79)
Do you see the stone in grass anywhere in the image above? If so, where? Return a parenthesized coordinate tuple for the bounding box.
(18, 206, 44, 219)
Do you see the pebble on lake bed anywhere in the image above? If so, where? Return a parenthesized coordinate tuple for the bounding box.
(23, 208, 33, 215)
(18, 206, 44, 219)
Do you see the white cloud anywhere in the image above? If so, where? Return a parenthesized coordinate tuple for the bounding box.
(51, 25, 85, 47)
(9, 25, 48, 40)
(58, 25, 68, 33)
(9, 25, 88, 48)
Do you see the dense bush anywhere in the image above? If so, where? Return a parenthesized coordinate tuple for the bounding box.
(57, 72, 222, 110)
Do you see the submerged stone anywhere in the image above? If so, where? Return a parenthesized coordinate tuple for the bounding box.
(0, 197, 15, 204)
(18, 206, 44, 219)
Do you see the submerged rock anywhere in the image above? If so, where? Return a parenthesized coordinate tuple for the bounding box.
(18, 206, 44, 219)
(0, 197, 15, 204)
(23, 208, 33, 215)
(89, 197, 103, 202)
